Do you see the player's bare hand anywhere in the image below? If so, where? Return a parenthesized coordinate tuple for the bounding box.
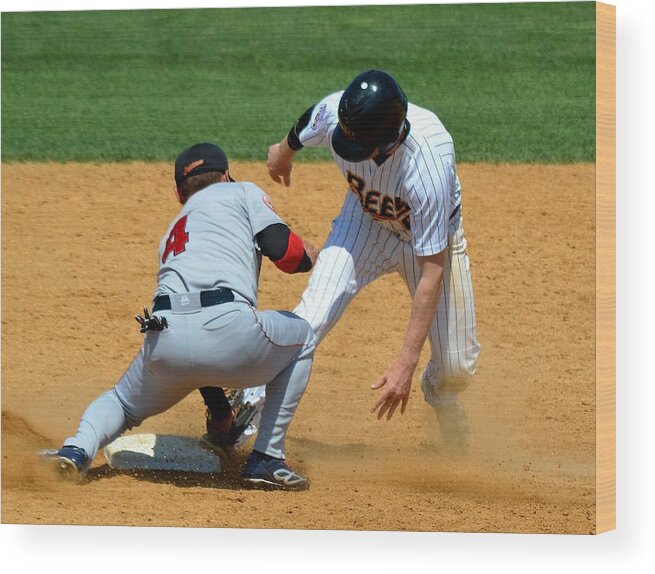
(267, 143, 293, 187)
(370, 359, 415, 420)
(302, 239, 319, 266)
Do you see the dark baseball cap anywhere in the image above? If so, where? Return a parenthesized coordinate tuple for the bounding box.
(174, 143, 233, 185)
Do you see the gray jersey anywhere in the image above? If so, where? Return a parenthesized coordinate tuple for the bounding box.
(297, 92, 462, 256)
(155, 182, 284, 306)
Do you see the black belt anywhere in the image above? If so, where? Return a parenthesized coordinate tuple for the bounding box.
(152, 288, 235, 312)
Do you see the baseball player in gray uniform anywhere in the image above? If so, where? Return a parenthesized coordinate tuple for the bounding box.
(205, 70, 479, 451)
(42, 143, 318, 490)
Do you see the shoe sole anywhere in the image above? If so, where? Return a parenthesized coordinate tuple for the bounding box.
(40, 453, 85, 481)
(57, 457, 81, 477)
(244, 477, 309, 491)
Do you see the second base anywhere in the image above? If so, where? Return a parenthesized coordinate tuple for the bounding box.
(104, 433, 222, 473)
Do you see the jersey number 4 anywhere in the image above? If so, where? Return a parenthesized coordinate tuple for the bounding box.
(162, 215, 189, 263)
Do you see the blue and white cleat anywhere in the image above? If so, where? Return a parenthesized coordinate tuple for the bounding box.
(40, 446, 90, 480)
(242, 451, 310, 491)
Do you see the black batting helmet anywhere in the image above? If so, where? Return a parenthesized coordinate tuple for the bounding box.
(331, 69, 408, 163)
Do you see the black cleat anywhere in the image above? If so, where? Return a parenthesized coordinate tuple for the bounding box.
(202, 388, 263, 451)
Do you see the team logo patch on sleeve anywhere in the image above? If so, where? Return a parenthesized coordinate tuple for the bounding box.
(262, 195, 278, 214)
(311, 104, 327, 130)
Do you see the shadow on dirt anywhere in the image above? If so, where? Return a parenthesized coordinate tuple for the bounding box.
(83, 453, 249, 490)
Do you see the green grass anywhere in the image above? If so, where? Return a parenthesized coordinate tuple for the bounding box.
(1, 3, 596, 163)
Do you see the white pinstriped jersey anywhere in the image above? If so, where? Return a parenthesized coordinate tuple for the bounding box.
(297, 92, 462, 256)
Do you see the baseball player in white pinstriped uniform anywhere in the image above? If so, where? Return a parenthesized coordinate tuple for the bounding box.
(265, 69, 481, 449)
(197, 70, 480, 450)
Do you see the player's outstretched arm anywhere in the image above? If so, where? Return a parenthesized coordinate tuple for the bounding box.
(267, 138, 296, 187)
(371, 251, 446, 420)
(268, 101, 325, 186)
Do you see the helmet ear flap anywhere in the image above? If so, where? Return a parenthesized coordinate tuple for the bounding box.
(377, 119, 410, 156)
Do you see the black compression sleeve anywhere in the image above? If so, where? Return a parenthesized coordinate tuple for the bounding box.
(257, 223, 313, 273)
(256, 223, 291, 260)
(286, 105, 315, 151)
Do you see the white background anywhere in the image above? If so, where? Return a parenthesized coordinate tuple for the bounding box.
(1, 0, 652, 572)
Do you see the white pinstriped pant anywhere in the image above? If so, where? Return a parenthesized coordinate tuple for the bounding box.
(294, 191, 480, 406)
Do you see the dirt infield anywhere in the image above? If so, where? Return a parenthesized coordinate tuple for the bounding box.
(1, 161, 596, 533)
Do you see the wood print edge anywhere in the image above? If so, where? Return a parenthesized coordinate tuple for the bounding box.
(595, 1, 616, 534)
